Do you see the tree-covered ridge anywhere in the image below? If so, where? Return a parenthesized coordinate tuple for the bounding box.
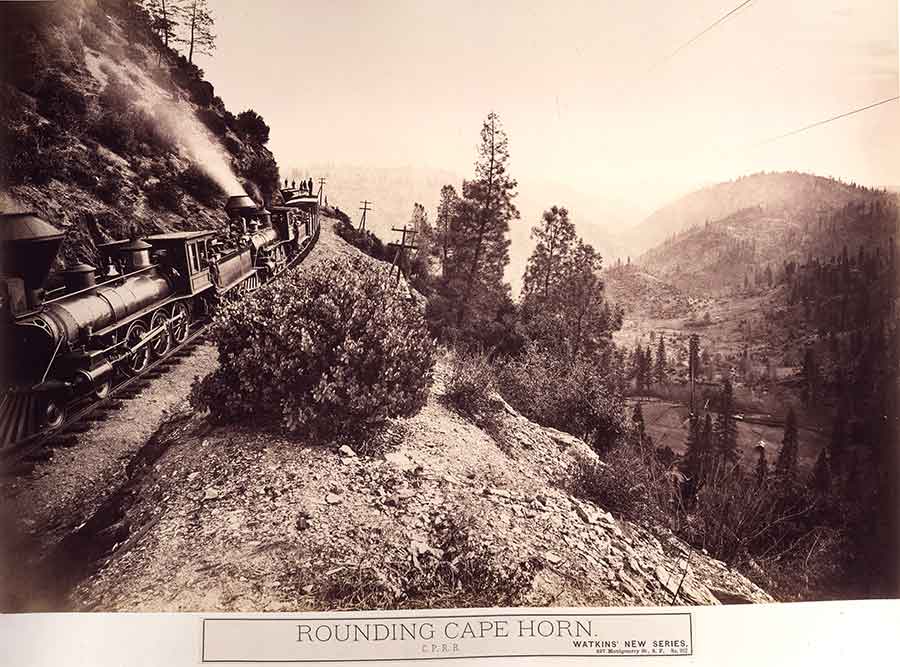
(625, 170, 893, 255)
(637, 179, 898, 296)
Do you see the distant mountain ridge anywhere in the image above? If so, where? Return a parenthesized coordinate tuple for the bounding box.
(622, 171, 889, 257)
(632, 172, 898, 296)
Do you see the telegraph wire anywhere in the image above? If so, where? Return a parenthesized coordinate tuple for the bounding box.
(751, 95, 900, 147)
(648, 0, 755, 74)
(612, 1, 758, 108)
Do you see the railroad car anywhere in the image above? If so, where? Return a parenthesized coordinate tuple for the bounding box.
(0, 191, 320, 449)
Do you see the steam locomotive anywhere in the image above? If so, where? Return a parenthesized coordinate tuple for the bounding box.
(0, 186, 321, 449)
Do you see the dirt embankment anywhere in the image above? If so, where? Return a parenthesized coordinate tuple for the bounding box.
(64, 221, 772, 612)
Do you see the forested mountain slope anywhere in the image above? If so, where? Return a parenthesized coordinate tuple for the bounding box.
(623, 171, 894, 258)
(637, 175, 897, 296)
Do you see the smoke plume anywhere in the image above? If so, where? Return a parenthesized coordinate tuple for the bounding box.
(85, 48, 247, 197)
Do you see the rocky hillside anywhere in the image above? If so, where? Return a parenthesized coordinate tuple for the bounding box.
(75, 362, 772, 611)
(1, 0, 280, 267)
(603, 263, 704, 320)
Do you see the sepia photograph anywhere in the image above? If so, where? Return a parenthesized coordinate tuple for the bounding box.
(0, 0, 898, 648)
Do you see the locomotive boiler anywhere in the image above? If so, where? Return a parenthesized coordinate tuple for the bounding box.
(0, 190, 320, 449)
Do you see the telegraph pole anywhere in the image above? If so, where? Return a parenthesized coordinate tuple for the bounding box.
(388, 225, 418, 284)
(317, 177, 327, 207)
(358, 200, 373, 232)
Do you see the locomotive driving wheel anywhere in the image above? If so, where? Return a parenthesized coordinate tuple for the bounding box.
(124, 321, 151, 375)
(171, 302, 190, 344)
(44, 399, 65, 430)
(93, 378, 111, 400)
(150, 309, 172, 358)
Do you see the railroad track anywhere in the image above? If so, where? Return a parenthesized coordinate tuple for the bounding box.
(1, 322, 211, 476)
(0, 217, 322, 476)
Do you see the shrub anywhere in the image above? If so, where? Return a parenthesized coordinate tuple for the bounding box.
(177, 164, 224, 205)
(191, 256, 436, 442)
(91, 106, 173, 157)
(99, 75, 138, 114)
(334, 220, 394, 263)
(90, 109, 135, 154)
(1, 121, 66, 186)
(130, 108, 175, 156)
(65, 155, 100, 190)
(568, 447, 672, 524)
(235, 109, 270, 144)
(315, 516, 538, 609)
(189, 79, 215, 107)
(240, 152, 280, 197)
(223, 134, 242, 155)
(497, 345, 626, 453)
(4, 32, 50, 93)
(145, 178, 182, 213)
(124, 42, 148, 68)
(96, 172, 124, 205)
(36, 73, 88, 129)
(81, 21, 105, 50)
(197, 107, 227, 136)
(443, 349, 497, 417)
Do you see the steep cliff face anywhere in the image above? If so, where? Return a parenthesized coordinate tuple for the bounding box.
(0, 0, 280, 267)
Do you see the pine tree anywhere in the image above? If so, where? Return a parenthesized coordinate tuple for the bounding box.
(776, 407, 799, 480)
(449, 112, 518, 329)
(434, 184, 459, 278)
(655, 335, 667, 385)
(801, 347, 819, 406)
(521, 205, 576, 304)
(714, 378, 738, 464)
(689, 334, 700, 382)
(181, 0, 216, 64)
(811, 449, 831, 495)
(146, 0, 183, 51)
(633, 346, 645, 393)
(683, 415, 703, 480)
(408, 203, 432, 280)
(560, 240, 619, 358)
(701, 412, 714, 475)
(755, 445, 768, 487)
(632, 402, 645, 451)
(521, 230, 619, 359)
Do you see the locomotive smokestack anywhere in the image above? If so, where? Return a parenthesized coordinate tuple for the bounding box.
(0, 212, 65, 310)
(225, 194, 258, 218)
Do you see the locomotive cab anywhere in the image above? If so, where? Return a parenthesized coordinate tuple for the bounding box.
(145, 231, 216, 295)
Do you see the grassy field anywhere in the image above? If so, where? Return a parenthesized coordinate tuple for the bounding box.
(628, 398, 828, 471)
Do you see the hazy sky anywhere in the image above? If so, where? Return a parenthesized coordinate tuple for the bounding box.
(199, 0, 899, 209)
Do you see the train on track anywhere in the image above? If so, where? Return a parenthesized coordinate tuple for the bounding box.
(0, 185, 321, 451)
